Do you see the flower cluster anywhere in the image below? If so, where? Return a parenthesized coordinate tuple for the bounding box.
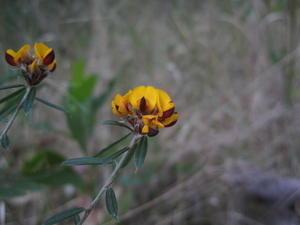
(112, 86, 179, 136)
(5, 43, 56, 86)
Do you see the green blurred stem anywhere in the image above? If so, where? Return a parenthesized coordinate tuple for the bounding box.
(284, 0, 298, 107)
(78, 134, 141, 225)
(0, 87, 31, 141)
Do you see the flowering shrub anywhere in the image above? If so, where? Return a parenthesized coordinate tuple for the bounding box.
(1, 45, 178, 225)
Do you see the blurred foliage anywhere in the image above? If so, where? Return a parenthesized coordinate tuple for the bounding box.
(64, 59, 116, 152)
(22, 150, 83, 188)
(0, 169, 43, 198)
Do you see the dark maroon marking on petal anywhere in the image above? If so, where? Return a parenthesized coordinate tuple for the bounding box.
(115, 105, 120, 111)
(147, 128, 159, 137)
(164, 119, 177, 127)
(140, 97, 147, 113)
(49, 63, 56, 72)
(162, 107, 175, 119)
(43, 50, 55, 66)
(5, 52, 17, 66)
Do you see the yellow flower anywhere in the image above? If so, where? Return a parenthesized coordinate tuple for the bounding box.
(111, 86, 179, 136)
(5, 43, 56, 86)
(5, 44, 31, 66)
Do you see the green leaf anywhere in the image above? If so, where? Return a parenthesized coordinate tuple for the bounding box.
(73, 214, 80, 225)
(62, 157, 113, 166)
(0, 87, 25, 104)
(36, 97, 69, 113)
(94, 133, 131, 157)
(0, 104, 17, 122)
(107, 147, 129, 160)
(134, 136, 148, 169)
(102, 120, 133, 131)
(0, 84, 24, 90)
(71, 59, 85, 85)
(0, 88, 25, 121)
(106, 188, 118, 219)
(121, 143, 138, 168)
(43, 207, 85, 225)
(23, 87, 36, 114)
(1, 134, 10, 149)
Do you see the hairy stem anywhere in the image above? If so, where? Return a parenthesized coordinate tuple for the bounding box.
(0, 87, 31, 141)
(78, 134, 141, 225)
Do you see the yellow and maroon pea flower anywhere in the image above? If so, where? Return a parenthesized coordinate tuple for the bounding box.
(5, 43, 56, 86)
(111, 86, 179, 137)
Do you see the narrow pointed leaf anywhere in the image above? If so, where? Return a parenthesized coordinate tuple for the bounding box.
(43, 207, 85, 225)
(106, 188, 118, 219)
(102, 120, 133, 131)
(94, 133, 131, 157)
(0, 84, 24, 90)
(0, 88, 25, 104)
(134, 136, 148, 169)
(24, 87, 36, 114)
(73, 214, 80, 225)
(121, 143, 138, 168)
(107, 147, 129, 160)
(0, 104, 17, 122)
(1, 134, 10, 149)
(62, 157, 113, 166)
(36, 97, 69, 113)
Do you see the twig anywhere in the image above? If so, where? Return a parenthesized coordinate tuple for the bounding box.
(78, 134, 140, 225)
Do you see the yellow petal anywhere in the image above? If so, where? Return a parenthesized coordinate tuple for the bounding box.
(152, 120, 164, 128)
(141, 125, 149, 134)
(128, 86, 158, 111)
(157, 88, 175, 117)
(111, 94, 129, 116)
(161, 113, 179, 127)
(34, 43, 53, 62)
(29, 60, 38, 73)
(16, 44, 30, 61)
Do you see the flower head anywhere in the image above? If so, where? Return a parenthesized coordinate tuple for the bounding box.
(112, 86, 179, 137)
(5, 43, 56, 86)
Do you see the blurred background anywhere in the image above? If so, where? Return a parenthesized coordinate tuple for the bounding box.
(0, 0, 300, 224)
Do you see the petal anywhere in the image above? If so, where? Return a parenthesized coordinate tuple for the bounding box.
(112, 102, 122, 116)
(140, 97, 146, 112)
(141, 125, 149, 134)
(128, 86, 146, 110)
(5, 49, 17, 66)
(157, 89, 175, 117)
(16, 44, 30, 62)
(162, 107, 175, 119)
(129, 86, 158, 112)
(148, 128, 159, 137)
(28, 60, 38, 73)
(34, 43, 54, 65)
(152, 120, 164, 128)
(112, 94, 129, 116)
(43, 49, 55, 65)
(161, 113, 179, 127)
(142, 115, 157, 126)
(48, 60, 56, 72)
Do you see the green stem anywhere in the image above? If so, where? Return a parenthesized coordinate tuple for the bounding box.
(0, 87, 31, 141)
(78, 135, 141, 225)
